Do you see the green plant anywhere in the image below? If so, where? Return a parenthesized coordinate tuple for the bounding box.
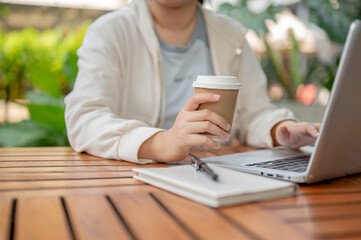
(262, 30, 304, 98)
(0, 23, 88, 147)
(0, 120, 68, 147)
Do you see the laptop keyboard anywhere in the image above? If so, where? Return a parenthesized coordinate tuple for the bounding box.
(245, 155, 310, 172)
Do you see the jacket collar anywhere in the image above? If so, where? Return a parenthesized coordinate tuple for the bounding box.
(131, 0, 160, 60)
(201, 8, 248, 76)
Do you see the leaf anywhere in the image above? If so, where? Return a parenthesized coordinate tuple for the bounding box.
(0, 120, 68, 147)
(218, 0, 283, 36)
(25, 91, 65, 108)
(289, 30, 303, 94)
(27, 103, 66, 134)
(62, 52, 79, 89)
(25, 92, 66, 134)
(27, 64, 62, 98)
(264, 38, 292, 97)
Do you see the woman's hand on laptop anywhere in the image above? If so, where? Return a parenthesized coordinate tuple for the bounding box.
(271, 120, 321, 148)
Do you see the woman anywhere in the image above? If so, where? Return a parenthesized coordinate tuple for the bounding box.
(65, 0, 320, 163)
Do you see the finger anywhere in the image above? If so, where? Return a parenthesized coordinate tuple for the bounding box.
(186, 121, 230, 140)
(186, 134, 221, 149)
(306, 124, 319, 138)
(185, 109, 231, 131)
(314, 123, 321, 131)
(183, 93, 220, 111)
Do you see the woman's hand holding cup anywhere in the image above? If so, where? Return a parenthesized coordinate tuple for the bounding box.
(138, 93, 231, 162)
(139, 75, 241, 162)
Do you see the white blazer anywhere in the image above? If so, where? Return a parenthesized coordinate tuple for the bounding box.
(65, 0, 294, 163)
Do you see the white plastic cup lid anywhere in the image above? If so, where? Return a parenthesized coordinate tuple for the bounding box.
(192, 75, 241, 90)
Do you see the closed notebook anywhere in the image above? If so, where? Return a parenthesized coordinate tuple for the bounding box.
(133, 165, 297, 208)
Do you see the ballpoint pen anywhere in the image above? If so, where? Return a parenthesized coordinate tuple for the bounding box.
(189, 153, 218, 181)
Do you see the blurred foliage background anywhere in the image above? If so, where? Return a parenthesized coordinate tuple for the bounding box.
(0, 19, 88, 147)
(0, 0, 360, 147)
(218, 0, 361, 100)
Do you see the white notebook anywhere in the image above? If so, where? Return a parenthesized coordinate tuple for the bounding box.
(133, 165, 297, 208)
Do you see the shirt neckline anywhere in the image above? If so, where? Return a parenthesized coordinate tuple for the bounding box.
(156, 8, 203, 53)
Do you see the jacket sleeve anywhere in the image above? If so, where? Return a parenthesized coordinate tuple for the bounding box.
(64, 24, 163, 164)
(233, 40, 296, 148)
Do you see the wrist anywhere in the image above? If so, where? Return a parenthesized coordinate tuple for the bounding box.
(271, 120, 297, 146)
(138, 131, 166, 161)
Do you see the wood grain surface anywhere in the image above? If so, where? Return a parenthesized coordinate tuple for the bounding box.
(1, 146, 361, 240)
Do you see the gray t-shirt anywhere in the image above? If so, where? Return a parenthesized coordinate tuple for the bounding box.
(157, 9, 214, 129)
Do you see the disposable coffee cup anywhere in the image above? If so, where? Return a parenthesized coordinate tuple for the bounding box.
(192, 76, 241, 141)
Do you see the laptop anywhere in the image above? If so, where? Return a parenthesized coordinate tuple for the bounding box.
(203, 20, 361, 184)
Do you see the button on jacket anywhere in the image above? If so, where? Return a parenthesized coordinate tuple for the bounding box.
(64, 0, 294, 163)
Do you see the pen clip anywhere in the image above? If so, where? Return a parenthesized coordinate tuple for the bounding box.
(189, 153, 219, 181)
(190, 156, 202, 171)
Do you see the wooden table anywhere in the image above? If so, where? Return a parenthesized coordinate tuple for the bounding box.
(1, 146, 361, 240)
